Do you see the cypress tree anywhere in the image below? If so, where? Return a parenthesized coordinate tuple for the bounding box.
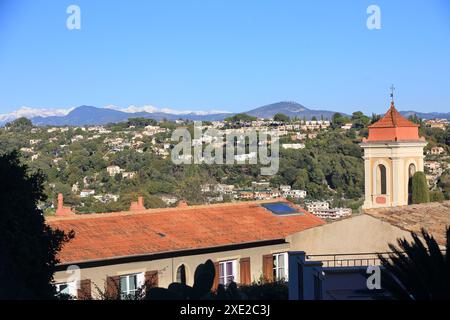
(411, 171, 430, 204)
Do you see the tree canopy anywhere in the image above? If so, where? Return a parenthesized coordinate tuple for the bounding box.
(331, 113, 350, 128)
(351, 111, 370, 129)
(0, 151, 74, 299)
(225, 113, 257, 123)
(273, 113, 290, 123)
(6, 117, 33, 130)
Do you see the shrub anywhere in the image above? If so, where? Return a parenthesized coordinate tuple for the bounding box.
(238, 279, 288, 300)
(411, 172, 430, 204)
(429, 191, 445, 202)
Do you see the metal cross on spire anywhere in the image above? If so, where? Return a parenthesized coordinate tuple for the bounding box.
(390, 84, 395, 102)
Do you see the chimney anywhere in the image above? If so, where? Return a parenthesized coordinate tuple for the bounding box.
(130, 195, 146, 211)
(177, 200, 188, 208)
(57, 193, 63, 209)
(55, 193, 74, 216)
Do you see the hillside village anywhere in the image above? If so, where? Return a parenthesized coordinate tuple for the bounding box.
(1, 112, 449, 221)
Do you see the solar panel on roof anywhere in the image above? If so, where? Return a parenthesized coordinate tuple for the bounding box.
(261, 202, 299, 215)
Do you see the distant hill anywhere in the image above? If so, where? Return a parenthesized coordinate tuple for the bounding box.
(244, 101, 345, 120)
(31, 106, 231, 126)
(399, 110, 450, 120)
(32, 106, 129, 126)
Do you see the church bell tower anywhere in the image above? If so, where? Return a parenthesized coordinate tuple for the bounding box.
(361, 89, 427, 209)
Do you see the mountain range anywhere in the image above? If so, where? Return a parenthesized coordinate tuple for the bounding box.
(30, 106, 232, 126)
(397, 110, 450, 121)
(1, 101, 449, 126)
(28, 102, 345, 126)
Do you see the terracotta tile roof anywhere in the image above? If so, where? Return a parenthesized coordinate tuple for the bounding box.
(47, 200, 325, 264)
(365, 201, 450, 246)
(369, 102, 419, 128)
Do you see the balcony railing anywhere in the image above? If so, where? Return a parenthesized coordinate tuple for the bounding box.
(307, 250, 446, 268)
(305, 252, 395, 268)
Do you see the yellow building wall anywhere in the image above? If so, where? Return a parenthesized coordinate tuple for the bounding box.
(362, 141, 426, 209)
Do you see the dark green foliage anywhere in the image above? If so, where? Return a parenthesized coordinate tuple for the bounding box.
(238, 280, 288, 300)
(370, 113, 381, 124)
(408, 114, 422, 125)
(146, 259, 288, 300)
(5, 117, 33, 130)
(411, 171, 430, 204)
(225, 113, 257, 123)
(0, 151, 74, 299)
(93, 278, 146, 300)
(331, 113, 348, 128)
(438, 172, 450, 199)
(274, 130, 364, 199)
(192, 260, 216, 298)
(379, 227, 450, 300)
(421, 126, 450, 147)
(273, 113, 290, 123)
(351, 111, 370, 129)
(215, 282, 247, 300)
(127, 117, 157, 127)
(429, 191, 445, 202)
(147, 260, 216, 300)
(447, 127, 450, 146)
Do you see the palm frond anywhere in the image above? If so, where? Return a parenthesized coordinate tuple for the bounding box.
(379, 226, 450, 300)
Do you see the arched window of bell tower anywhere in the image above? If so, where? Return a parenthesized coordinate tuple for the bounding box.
(408, 163, 416, 178)
(408, 163, 416, 203)
(376, 164, 387, 195)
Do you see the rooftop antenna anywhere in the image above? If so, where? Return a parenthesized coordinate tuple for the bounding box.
(390, 84, 395, 103)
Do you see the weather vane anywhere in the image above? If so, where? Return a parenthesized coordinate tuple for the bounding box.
(390, 84, 395, 102)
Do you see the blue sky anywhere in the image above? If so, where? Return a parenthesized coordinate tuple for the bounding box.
(0, 0, 449, 116)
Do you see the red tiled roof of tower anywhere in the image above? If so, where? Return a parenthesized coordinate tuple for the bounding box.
(46, 200, 325, 265)
(369, 102, 419, 128)
(365, 101, 423, 142)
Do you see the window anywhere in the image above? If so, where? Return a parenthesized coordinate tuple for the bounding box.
(408, 163, 416, 178)
(55, 282, 76, 299)
(376, 164, 387, 195)
(120, 273, 144, 299)
(219, 260, 237, 286)
(273, 253, 288, 281)
(176, 264, 187, 284)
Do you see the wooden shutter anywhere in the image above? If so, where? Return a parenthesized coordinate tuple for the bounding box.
(213, 262, 220, 290)
(239, 257, 251, 285)
(106, 276, 120, 300)
(145, 270, 158, 290)
(262, 254, 274, 282)
(77, 279, 91, 300)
